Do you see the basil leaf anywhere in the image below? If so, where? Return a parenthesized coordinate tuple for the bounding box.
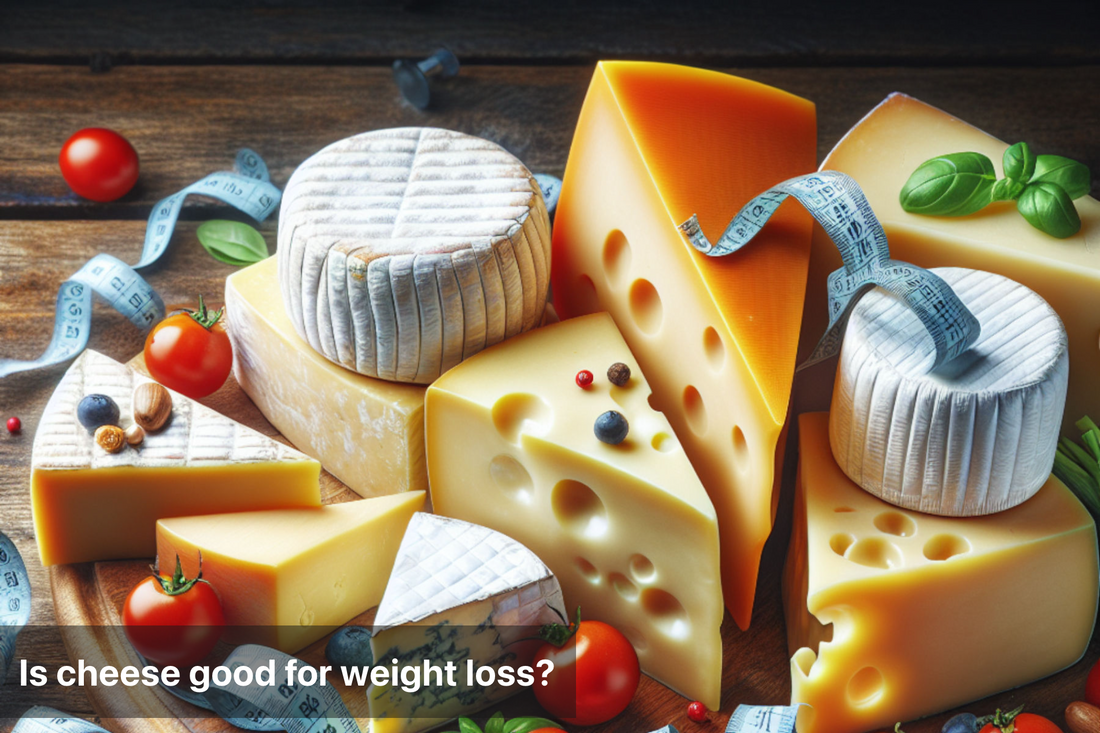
(196, 220, 269, 266)
(990, 178, 1026, 202)
(899, 152, 996, 216)
(485, 712, 505, 733)
(1017, 182, 1081, 238)
(1033, 155, 1092, 200)
(504, 718, 560, 733)
(1002, 142, 1036, 184)
(458, 718, 483, 733)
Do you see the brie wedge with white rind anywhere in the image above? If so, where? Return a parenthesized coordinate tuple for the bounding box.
(830, 267, 1068, 516)
(31, 350, 320, 565)
(368, 513, 566, 733)
(278, 127, 551, 384)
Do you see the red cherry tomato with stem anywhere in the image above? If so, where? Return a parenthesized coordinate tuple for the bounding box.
(144, 296, 233, 399)
(534, 609, 640, 726)
(59, 128, 139, 202)
(123, 555, 224, 668)
(979, 707, 1061, 733)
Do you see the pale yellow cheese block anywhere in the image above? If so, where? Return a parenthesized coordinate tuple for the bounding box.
(156, 492, 425, 654)
(784, 413, 1098, 733)
(797, 93, 1100, 433)
(226, 257, 427, 498)
(427, 313, 723, 709)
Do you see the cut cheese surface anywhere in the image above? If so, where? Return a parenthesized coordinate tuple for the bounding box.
(832, 267, 1068, 516)
(798, 93, 1100, 433)
(31, 350, 321, 566)
(551, 60, 816, 628)
(278, 127, 551, 384)
(368, 513, 565, 733)
(784, 413, 1098, 733)
(156, 492, 424, 654)
(226, 257, 427, 498)
(427, 313, 723, 709)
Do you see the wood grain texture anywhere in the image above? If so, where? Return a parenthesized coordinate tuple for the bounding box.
(2, 0, 1098, 66)
(2, 65, 1097, 219)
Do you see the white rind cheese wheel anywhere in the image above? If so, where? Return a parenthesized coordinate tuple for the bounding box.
(278, 127, 551, 384)
(830, 267, 1069, 516)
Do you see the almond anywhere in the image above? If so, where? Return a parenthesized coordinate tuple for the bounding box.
(133, 382, 172, 432)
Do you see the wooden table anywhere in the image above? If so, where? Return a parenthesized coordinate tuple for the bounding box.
(2, 2, 1099, 731)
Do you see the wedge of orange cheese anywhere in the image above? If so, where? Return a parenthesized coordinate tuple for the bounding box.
(551, 61, 816, 628)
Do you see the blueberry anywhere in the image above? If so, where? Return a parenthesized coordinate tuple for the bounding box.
(325, 625, 373, 669)
(942, 713, 980, 733)
(594, 410, 629, 445)
(77, 394, 120, 431)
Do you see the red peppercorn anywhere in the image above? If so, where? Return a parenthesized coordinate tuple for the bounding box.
(6, 417, 21, 433)
(687, 701, 707, 722)
(575, 370, 594, 389)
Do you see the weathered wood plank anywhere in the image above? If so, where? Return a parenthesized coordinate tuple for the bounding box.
(2, 64, 1097, 219)
(2, 0, 1097, 66)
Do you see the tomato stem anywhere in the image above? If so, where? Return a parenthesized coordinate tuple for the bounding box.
(537, 606, 582, 648)
(984, 705, 1026, 733)
(154, 552, 210, 596)
(187, 294, 224, 331)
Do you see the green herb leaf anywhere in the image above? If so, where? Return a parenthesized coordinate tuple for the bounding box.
(458, 718, 483, 733)
(899, 152, 996, 217)
(503, 718, 560, 733)
(1002, 142, 1036, 184)
(484, 712, 505, 733)
(1032, 155, 1092, 200)
(1017, 181, 1081, 238)
(990, 178, 1026, 203)
(1053, 416, 1100, 518)
(196, 220, 269, 266)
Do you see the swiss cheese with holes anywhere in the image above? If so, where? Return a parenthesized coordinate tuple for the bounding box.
(278, 127, 551, 384)
(784, 413, 1098, 733)
(426, 313, 723, 709)
(551, 61, 817, 629)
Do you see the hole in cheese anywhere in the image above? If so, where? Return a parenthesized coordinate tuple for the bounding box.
(630, 553, 656, 583)
(603, 230, 632, 288)
(731, 425, 748, 470)
(847, 666, 886, 706)
(651, 432, 679, 453)
(491, 393, 553, 444)
(610, 572, 640, 601)
(552, 479, 609, 538)
(575, 556, 600, 583)
(846, 537, 904, 570)
(703, 326, 725, 370)
(834, 507, 857, 513)
(640, 588, 690, 639)
(830, 533, 856, 556)
(923, 533, 972, 561)
(628, 278, 663, 335)
(489, 454, 534, 503)
(682, 385, 707, 435)
(873, 511, 917, 538)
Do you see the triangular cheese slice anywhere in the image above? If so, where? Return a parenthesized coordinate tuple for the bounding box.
(784, 413, 1097, 733)
(550, 61, 817, 628)
(427, 312, 723, 708)
(31, 350, 321, 565)
(156, 492, 425, 653)
(368, 513, 566, 733)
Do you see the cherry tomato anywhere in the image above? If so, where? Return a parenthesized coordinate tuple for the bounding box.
(6, 417, 21, 433)
(59, 128, 139, 202)
(979, 711, 1061, 733)
(687, 701, 708, 722)
(144, 296, 233, 399)
(534, 615, 640, 726)
(1086, 658, 1100, 706)
(123, 556, 224, 668)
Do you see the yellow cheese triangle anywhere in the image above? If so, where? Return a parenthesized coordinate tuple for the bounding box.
(156, 492, 425, 654)
(552, 61, 817, 627)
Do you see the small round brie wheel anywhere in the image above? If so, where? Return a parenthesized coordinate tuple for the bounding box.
(830, 267, 1069, 516)
(278, 127, 551, 384)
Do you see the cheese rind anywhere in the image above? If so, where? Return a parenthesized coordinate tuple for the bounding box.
(368, 513, 566, 733)
(785, 413, 1098, 733)
(156, 492, 425, 654)
(278, 127, 551, 384)
(550, 60, 816, 628)
(427, 313, 723, 709)
(31, 350, 321, 565)
(831, 267, 1068, 515)
(226, 257, 427, 498)
(799, 93, 1100, 433)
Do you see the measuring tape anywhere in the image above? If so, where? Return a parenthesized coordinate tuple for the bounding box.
(679, 170, 981, 371)
(0, 150, 281, 379)
(725, 704, 805, 733)
(1, 531, 32, 685)
(533, 173, 561, 220)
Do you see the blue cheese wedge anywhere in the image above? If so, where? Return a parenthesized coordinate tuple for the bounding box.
(368, 513, 566, 733)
